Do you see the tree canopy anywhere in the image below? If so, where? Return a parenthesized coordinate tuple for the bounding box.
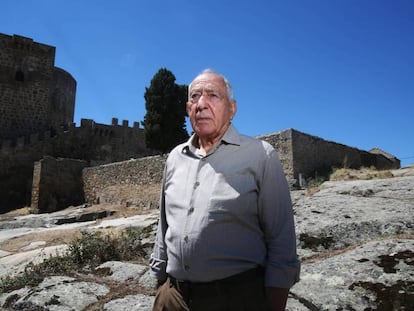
(142, 68, 188, 153)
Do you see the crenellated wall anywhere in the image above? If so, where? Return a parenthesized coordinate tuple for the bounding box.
(0, 118, 155, 213)
(0, 33, 157, 213)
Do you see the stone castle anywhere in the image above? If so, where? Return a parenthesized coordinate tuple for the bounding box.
(0, 33, 154, 213)
(0, 33, 400, 214)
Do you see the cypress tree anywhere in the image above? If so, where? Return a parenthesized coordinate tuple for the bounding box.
(142, 68, 188, 153)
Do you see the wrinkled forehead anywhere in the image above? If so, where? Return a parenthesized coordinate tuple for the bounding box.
(190, 73, 226, 92)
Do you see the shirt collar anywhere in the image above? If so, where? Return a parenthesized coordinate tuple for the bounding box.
(181, 124, 241, 155)
(220, 124, 241, 146)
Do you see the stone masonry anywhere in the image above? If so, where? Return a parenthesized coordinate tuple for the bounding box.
(0, 117, 154, 213)
(31, 156, 87, 214)
(259, 128, 400, 185)
(83, 155, 167, 209)
(82, 130, 400, 209)
(0, 33, 75, 140)
(0, 33, 155, 213)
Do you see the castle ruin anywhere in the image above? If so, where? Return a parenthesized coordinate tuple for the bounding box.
(0, 33, 154, 213)
(0, 33, 75, 141)
(0, 33, 400, 214)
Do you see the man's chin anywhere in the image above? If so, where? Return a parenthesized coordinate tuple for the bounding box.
(194, 127, 215, 137)
(195, 122, 212, 131)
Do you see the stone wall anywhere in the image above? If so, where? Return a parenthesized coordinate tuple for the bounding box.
(51, 67, 77, 129)
(31, 156, 87, 213)
(1, 123, 400, 214)
(0, 119, 154, 213)
(260, 128, 400, 185)
(83, 155, 166, 210)
(80, 129, 401, 212)
(291, 129, 363, 178)
(0, 33, 157, 213)
(0, 33, 76, 140)
(259, 129, 294, 180)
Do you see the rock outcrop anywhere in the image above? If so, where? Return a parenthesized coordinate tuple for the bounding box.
(0, 167, 413, 310)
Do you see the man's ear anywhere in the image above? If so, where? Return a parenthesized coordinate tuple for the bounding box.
(230, 100, 237, 120)
(186, 101, 191, 116)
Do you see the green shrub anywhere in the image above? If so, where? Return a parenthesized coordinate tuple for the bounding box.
(0, 228, 147, 294)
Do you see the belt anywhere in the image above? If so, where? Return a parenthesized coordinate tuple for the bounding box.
(168, 267, 263, 293)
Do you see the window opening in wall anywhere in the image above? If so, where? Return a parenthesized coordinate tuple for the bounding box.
(15, 70, 25, 82)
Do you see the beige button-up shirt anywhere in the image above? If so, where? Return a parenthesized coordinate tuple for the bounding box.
(150, 125, 300, 288)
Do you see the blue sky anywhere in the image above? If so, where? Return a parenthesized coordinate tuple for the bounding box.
(2, 0, 414, 166)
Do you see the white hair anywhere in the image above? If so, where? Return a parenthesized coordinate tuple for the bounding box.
(189, 69, 235, 102)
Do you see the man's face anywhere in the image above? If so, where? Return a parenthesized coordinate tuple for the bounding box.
(186, 73, 236, 142)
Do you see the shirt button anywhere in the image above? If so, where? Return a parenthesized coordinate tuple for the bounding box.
(184, 265, 190, 271)
(184, 235, 188, 242)
(194, 181, 200, 189)
(189, 207, 194, 214)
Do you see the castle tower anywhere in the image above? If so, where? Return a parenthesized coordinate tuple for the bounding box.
(0, 33, 76, 141)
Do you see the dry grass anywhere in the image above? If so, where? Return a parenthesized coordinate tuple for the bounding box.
(330, 167, 393, 181)
(0, 228, 83, 252)
(0, 203, 147, 252)
(305, 186, 322, 196)
(0, 227, 149, 294)
(2, 207, 31, 217)
(304, 167, 394, 196)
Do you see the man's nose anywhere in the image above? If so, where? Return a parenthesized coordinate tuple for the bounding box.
(196, 94, 208, 110)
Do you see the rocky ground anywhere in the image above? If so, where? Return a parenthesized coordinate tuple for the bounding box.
(0, 166, 413, 310)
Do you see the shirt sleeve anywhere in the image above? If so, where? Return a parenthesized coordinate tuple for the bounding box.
(258, 144, 301, 288)
(149, 165, 169, 282)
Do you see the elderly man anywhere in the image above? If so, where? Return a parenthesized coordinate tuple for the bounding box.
(150, 69, 300, 311)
